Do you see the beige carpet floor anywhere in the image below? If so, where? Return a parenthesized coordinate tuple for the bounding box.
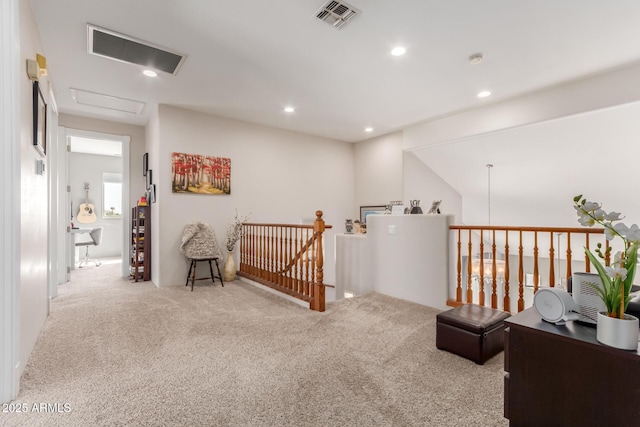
(1, 262, 508, 427)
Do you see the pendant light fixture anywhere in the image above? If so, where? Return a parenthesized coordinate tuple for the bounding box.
(472, 163, 505, 282)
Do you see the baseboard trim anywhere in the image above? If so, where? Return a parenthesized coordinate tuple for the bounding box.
(237, 276, 310, 310)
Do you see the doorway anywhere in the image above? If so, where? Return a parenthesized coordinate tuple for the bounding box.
(59, 128, 130, 281)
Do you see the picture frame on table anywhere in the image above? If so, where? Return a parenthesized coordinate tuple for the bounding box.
(427, 200, 442, 214)
(32, 80, 47, 157)
(360, 205, 387, 224)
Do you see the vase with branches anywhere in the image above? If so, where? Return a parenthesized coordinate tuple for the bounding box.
(225, 209, 250, 252)
(223, 210, 250, 282)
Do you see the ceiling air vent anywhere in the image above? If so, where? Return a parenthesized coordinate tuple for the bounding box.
(315, 1, 360, 29)
(87, 24, 187, 75)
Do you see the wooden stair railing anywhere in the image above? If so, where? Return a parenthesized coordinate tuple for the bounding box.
(238, 211, 332, 312)
(449, 225, 610, 313)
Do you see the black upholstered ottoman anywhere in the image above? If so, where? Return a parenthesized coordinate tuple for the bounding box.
(436, 304, 511, 365)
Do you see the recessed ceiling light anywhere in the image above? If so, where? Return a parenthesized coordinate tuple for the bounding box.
(364, 127, 373, 132)
(477, 90, 492, 98)
(284, 106, 295, 113)
(469, 53, 484, 65)
(142, 69, 157, 77)
(391, 46, 406, 56)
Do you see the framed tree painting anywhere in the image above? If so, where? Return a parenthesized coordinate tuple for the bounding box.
(171, 152, 231, 195)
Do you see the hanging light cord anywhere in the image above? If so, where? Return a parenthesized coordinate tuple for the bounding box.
(486, 164, 493, 226)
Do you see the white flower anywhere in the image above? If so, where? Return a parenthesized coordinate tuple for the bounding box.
(613, 251, 624, 265)
(626, 224, 640, 243)
(614, 222, 629, 234)
(604, 211, 623, 221)
(604, 225, 617, 241)
(578, 215, 595, 227)
(581, 201, 600, 212)
(593, 209, 606, 221)
(605, 265, 627, 281)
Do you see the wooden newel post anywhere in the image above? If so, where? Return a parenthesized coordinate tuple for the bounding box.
(312, 210, 326, 312)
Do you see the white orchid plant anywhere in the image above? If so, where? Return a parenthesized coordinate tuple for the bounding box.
(574, 195, 640, 319)
(225, 209, 250, 252)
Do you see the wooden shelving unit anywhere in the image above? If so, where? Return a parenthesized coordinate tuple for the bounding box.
(130, 205, 150, 281)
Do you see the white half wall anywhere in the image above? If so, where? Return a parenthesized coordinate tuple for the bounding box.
(152, 105, 354, 288)
(367, 214, 452, 310)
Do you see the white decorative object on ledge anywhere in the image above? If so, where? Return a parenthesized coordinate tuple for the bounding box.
(596, 312, 639, 350)
(391, 205, 405, 215)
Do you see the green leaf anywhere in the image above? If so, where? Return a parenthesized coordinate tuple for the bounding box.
(573, 195, 583, 203)
(585, 248, 617, 315)
(622, 243, 638, 311)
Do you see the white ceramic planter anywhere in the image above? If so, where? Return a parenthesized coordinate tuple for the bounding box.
(224, 251, 236, 282)
(596, 312, 639, 350)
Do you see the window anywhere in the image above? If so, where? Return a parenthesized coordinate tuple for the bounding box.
(103, 172, 122, 218)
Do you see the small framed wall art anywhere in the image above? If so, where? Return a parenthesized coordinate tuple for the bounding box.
(32, 81, 47, 157)
(143, 153, 149, 176)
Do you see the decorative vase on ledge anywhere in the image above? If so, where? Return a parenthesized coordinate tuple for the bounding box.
(596, 312, 639, 350)
(409, 200, 423, 214)
(224, 250, 236, 282)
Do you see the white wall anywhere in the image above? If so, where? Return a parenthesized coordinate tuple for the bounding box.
(68, 152, 122, 258)
(354, 131, 403, 216)
(1, 0, 21, 403)
(403, 151, 462, 223)
(353, 130, 461, 221)
(146, 105, 160, 283)
(17, 0, 48, 385)
(152, 105, 354, 288)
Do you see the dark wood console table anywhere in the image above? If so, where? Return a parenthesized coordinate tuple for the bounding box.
(504, 308, 640, 426)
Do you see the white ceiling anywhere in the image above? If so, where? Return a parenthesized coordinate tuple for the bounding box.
(31, 0, 640, 143)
